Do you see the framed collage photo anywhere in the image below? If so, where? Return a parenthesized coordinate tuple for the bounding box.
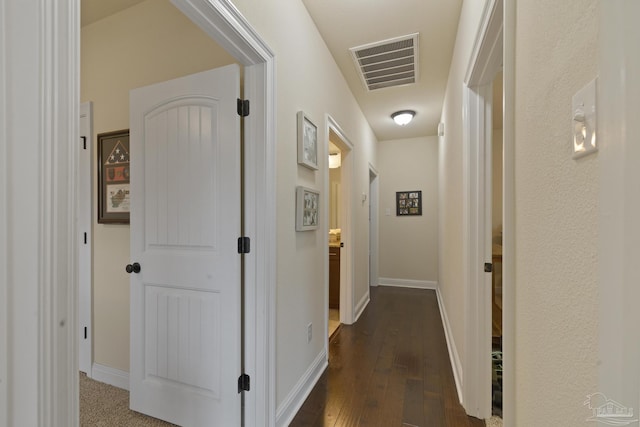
(396, 190, 422, 216)
(296, 186, 320, 231)
(97, 129, 130, 224)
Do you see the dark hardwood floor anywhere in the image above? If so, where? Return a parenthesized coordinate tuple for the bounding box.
(289, 286, 485, 427)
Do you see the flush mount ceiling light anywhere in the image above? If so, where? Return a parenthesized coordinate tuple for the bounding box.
(391, 110, 416, 126)
(328, 152, 341, 169)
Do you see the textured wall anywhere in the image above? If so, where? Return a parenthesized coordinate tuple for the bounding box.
(81, 0, 237, 371)
(378, 136, 438, 283)
(515, 0, 599, 424)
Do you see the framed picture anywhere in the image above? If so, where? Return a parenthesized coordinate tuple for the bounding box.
(97, 129, 130, 224)
(396, 190, 422, 216)
(296, 186, 320, 231)
(297, 111, 318, 170)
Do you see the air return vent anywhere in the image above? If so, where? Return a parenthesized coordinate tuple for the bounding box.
(350, 33, 419, 91)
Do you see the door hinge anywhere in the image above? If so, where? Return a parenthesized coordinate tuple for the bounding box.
(81, 136, 87, 149)
(238, 373, 250, 393)
(84, 327, 87, 339)
(84, 232, 87, 245)
(484, 263, 493, 273)
(237, 98, 250, 117)
(238, 237, 250, 254)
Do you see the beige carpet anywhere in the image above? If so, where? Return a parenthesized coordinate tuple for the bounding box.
(486, 415, 503, 427)
(80, 373, 177, 426)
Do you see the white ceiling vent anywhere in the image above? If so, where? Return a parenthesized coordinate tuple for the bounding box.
(350, 33, 419, 91)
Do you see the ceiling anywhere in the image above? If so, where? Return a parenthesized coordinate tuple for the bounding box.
(302, 0, 463, 141)
(81, 0, 463, 141)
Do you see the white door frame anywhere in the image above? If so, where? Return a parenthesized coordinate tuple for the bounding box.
(462, 0, 513, 421)
(598, 0, 640, 416)
(3, 0, 277, 425)
(368, 165, 379, 287)
(502, 1, 516, 424)
(78, 102, 93, 376)
(1, 1, 80, 424)
(325, 115, 356, 326)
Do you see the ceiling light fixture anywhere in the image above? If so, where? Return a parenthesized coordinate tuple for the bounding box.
(391, 110, 416, 126)
(328, 152, 341, 169)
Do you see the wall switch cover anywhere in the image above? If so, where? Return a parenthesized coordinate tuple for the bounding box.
(572, 77, 598, 159)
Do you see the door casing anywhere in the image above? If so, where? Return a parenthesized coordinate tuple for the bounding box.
(462, 0, 515, 421)
(324, 115, 356, 327)
(20, 0, 278, 425)
(78, 102, 93, 377)
(368, 165, 379, 288)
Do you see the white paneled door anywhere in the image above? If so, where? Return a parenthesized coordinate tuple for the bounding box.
(129, 65, 241, 426)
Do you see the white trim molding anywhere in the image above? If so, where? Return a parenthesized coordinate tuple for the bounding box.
(275, 350, 327, 427)
(90, 364, 129, 391)
(354, 290, 370, 322)
(378, 278, 438, 290)
(502, 1, 516, 425)
(598, 2, 640, 422)
(325, 115, 356, 326)
(78, 102, 93, 377)
(0, 0, 280, 425)
(0, 1, 8, 423)
(2, 0, 79, 426)
(436, 288, 464, 404)
(462, 0, 503, 420)
(170, 2, 278, 426)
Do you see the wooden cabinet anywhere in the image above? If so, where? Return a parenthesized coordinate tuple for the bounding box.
(329, 246, 340, 309)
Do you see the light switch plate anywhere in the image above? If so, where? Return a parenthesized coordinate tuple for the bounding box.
(572, 77, 598, 159)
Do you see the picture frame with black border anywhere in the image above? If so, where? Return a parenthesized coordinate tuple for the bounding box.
(97, 129, 130, 224)
(396, 190, 422, 216)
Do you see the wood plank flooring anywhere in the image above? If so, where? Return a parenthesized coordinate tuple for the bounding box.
(290, 286, 485, 427)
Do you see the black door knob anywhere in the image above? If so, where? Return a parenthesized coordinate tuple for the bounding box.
(126, 262, 141, 274)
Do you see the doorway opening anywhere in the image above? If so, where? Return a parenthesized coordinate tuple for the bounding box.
(368, 166, 379, 288)
(325, 116, 355, 330)
(75, 1, 276, 425)
(328, 139, 342, 338)
(462, 0, 512, 422)
(490, 70, 504, 418)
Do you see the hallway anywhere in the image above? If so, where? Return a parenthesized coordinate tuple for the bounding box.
(290, 286, 484, 427)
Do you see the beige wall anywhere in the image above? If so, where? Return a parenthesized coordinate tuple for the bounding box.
(378, 137, 438, 283)
(440, 0, 600, 424)
(81, 0, 237, 371)
(514, 1, 599, 424)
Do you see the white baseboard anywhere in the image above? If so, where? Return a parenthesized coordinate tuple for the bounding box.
(378, 277, 438, 290)
(354, 290, 370, 322)
(435, 288, 463, 404)
(276, 349, 327, 427)
(91, 363, 129, 391)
